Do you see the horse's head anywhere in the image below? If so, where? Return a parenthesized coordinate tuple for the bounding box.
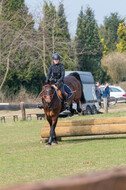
(42, 84, 55, 108)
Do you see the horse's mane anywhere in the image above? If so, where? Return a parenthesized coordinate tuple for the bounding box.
(69, 72, 85, 103)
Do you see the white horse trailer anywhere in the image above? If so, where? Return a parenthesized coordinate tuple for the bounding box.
(64, 71, 99, 115)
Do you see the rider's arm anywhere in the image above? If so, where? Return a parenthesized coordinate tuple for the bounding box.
(46, 65, 52, 82)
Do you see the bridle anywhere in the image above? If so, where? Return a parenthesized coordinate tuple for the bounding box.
(42, 84, 55, 105)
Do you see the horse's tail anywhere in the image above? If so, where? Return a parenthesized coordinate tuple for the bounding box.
(69, 72, 85, 103)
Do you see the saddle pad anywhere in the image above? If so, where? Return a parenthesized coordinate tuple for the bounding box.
(56, 84, 73, 102)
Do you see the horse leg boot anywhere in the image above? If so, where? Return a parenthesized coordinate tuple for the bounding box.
(52, 124, 58, 144)
(48, 134, 58, 146)
(46, 126, 54, 146)
(52, 120, 58, 144)
(52, 131, 58, 144)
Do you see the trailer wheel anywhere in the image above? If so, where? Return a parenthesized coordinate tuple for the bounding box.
(86, 105, 92, 115)
(92, 105, 97, 114)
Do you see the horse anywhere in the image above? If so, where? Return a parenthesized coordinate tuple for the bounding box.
(42, 72, 83, 146)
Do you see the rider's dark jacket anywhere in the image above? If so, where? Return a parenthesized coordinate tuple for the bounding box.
(46, 63, 65, 86)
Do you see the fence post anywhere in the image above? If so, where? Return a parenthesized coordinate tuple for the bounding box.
(103, 97, 108, 113)
(20, 102, 26, 120)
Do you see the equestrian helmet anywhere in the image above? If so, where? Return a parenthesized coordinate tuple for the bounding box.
(52, 53, 60, 60)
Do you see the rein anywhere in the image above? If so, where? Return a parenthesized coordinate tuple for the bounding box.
(42, 84, 55, 100)
(41, 84, 50, 94)
(39, 84, 76, 100)
(36, 85, 51, 98)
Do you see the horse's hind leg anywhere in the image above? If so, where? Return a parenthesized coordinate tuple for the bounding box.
(77, 101, 82, 113)
(69, 103, 75, 114)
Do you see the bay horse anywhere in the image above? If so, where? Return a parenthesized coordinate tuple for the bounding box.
(42, 72, 83, 146)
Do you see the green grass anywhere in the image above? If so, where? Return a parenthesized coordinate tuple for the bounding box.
(1, 112, 126, 187)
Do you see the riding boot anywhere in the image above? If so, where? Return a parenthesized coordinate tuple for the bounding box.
(62, 93, 69, 109)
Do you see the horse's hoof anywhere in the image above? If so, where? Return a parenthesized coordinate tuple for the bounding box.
(52, 142, 58, 145)
(45, 143, 51, 147)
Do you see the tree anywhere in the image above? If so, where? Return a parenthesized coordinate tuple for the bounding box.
(99, 12, 125, 52)
(75, 6, 103, 80)
(117, 22, 126, 52)
(0, 0, 43, 95)
(37, 1, 57, 76)
(38, 1, 74, 75)
(101, 52, 126, 83)
(56, 2, 73, 70)
(101, 38, 109, 56)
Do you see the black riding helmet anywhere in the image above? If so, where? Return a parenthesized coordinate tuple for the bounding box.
(52, 53, 60, 60)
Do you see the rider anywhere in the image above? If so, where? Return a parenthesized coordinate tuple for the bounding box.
(45, 53, 69, 109)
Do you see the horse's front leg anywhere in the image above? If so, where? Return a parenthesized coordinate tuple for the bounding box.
(47, 117, 58, 146)
(52, 118, 58, 144)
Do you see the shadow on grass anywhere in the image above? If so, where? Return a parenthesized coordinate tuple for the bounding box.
(62, 135, 126, 144)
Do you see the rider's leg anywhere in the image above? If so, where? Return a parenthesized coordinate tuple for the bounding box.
(60, 84, 69, 109)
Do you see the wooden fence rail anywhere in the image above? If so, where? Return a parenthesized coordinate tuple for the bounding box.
(1, 168, 126, 190)
(0, 97, 125, 120)
(0, 102, 40, 121)
(0, 96, 125, 111)
(0, 103, 39, 111)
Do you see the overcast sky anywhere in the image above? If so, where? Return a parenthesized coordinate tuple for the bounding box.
(25, 0, 126, 36)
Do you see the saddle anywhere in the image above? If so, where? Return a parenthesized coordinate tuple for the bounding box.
(52, 84, 72, 102)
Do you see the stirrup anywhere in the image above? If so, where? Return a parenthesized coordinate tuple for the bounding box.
(64, 102, 69, 109)
(37, 104, 43, 109)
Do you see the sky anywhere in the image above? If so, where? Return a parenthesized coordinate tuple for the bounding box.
(25, 0, 126, 36)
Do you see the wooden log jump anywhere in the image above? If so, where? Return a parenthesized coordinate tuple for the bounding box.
(44, 116, 126, 127)
(41, 116, 126, 138)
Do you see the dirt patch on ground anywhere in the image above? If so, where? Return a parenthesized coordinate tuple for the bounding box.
(100, 102, 126, 113)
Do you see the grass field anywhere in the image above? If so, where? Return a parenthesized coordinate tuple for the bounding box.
(1, 110, 126, 187)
